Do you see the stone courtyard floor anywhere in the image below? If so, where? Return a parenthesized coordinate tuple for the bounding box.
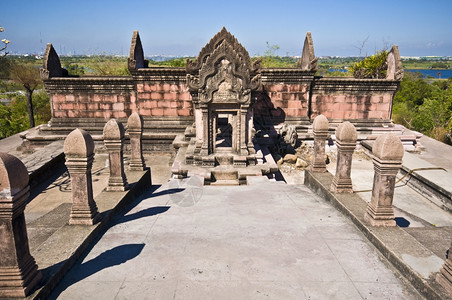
(47, 177, 422, 299)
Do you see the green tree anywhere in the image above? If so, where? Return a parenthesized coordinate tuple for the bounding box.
(393, 71, 452, 145)
(0, 90, 51, 139)
(10, 61, 41, 128)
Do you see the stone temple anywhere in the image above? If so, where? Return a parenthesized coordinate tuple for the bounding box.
(1, 28, 452, 299)
(27, 27, 404, 185)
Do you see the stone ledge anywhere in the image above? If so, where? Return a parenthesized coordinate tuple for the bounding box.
(304, 169, 450, 300)
(362, 140, 452, 212)
(401, 152, 452, 211)
(26, 169, 151, 299)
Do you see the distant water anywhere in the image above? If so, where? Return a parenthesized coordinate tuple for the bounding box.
(405, 69, 452, 79)
(328, 68, 452, 79)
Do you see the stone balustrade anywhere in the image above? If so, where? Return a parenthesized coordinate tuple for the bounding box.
(364, 134, 404, 227)
(0, 152, 42, 297)
(103, 119, 128, 191)
(64, 128, 100, 225)
(310, 114, 329, 172)
(127, 112, 146, 171)
(330, 121, 357, 193)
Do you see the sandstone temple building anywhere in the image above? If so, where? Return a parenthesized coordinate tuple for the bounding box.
(28, 28, 403, 155)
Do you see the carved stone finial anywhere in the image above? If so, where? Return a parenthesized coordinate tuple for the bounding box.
(103, 118, 125, 140)
(128, 30, 148, 71)
(128, 112, 143, 131)
(0, 152, 42, 297)
(364, 133, 404, 227)
(103, 119, 128, 191)
(40, 43, 67, 79)
(64, 128, 100, 225)
(386, 45, 404, 80)
(311, 114, 329, 172)
(312, 114, 329, 132)
(127, 112, 146, 171)
(64, 128, 95, 158)
(372, 134, 404, 161)
(331, 122, 357, 193)
(298, 32, 318, 71)
(335, 121, 358, 143)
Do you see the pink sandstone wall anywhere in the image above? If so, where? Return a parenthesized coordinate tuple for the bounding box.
(263, 83, 309, 118)
(136, 82, 192, 117)
(51, 93, 135, 119)
(310, 93, 393, 120)
(45, 71, 399, 126)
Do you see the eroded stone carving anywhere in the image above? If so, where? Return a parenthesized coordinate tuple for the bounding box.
(186, 27, 260, 76)
(128, 30, 148, 71)
(298, 32, 318, 71)
(386, 45, 404, 80)
(40, 43, 68, 79)
(186, 28, 262, 158)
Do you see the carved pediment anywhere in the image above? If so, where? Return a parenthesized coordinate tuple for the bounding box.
(186, 28, 261, 105)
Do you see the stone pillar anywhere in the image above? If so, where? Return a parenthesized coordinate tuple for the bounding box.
(330, 121, 357, 193)
(437, 240, 452, 295)
(127, 112, 146, 171)
(64, 128, 100, 225)
(364, 134, 404, 227)
(0, 152, 42, 297)
(104, 119, 128, 191)
(240, 107, 249, 155)
(200, 107, 209, 156)
(310, 114, 329, 172)
(247, 107, 255, 154)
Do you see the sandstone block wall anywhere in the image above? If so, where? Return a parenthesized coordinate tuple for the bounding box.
(136, 82, 191, 117)
(44, 71, 399, 127)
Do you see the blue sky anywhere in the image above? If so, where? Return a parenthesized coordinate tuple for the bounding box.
(2, 0, 451, 57)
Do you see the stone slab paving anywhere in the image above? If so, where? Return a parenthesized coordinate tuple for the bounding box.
(49, 180, 422, 299)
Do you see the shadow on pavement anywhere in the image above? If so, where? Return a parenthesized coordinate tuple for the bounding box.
(47, 243, 145, 299)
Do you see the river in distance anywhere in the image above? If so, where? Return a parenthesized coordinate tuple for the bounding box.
(329, 69, 452, 79)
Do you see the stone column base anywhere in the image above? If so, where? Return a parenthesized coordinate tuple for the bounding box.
(70, 204, 101, 225)
(364, 202, 396, 227)
(330, 177, 353, 193)
(107, 176, 129, 192)
(0, 256, 42, 298)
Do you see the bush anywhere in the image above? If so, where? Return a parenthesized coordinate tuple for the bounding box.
(349, 51, 388, 79)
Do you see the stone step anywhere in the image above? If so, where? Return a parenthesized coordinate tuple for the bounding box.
(212, 170, 238, 181)
(210, 179, 240, 186)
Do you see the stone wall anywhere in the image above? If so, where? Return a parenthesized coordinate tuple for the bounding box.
(134, 69, 191, 117)
(311, 77, 398, 125)
(31, 31, 403, 151)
